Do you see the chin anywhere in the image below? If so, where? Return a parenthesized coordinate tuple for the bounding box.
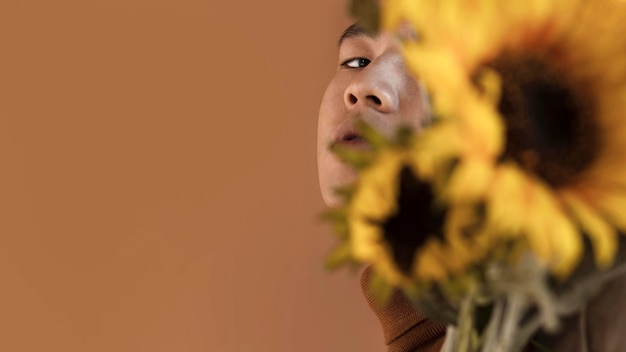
(321, 189, 342, 207)
(319, 162, 357, 207)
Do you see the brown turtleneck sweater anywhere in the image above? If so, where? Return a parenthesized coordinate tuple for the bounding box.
(360, 267, 447, 352)
(360, 265, 626, 352)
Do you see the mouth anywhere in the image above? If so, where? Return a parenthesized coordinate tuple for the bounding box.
(343, 132, 366, 143)
(332, 129, 370, 149)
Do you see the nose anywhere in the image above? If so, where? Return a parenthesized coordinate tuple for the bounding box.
(344, 53, 401, 114)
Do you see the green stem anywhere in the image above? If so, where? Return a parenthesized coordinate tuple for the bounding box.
(456, 290, 479, 351)
(497, 292, 526, 351)
(528, 339, 552, 352)
(480, 298, 504, 352)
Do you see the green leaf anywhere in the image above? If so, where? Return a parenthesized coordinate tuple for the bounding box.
(319, 209, 350, 239)
(325, 242, 354, 271)
(332, 222, 350, 240)
(394, 125, 415, 147)
(348, 0, 380, 34)
(330, 143, 375, 169)
(355, 120, 388, 150)
(319, 208, 347, 222)
(409, 288, 460, 324)
(333, 185, 356, 202)
(368, 269, 394, 305)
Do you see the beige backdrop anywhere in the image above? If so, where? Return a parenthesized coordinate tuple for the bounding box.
(0, 1, 384, 351)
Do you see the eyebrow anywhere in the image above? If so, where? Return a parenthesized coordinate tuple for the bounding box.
(338, 23, 372, 47)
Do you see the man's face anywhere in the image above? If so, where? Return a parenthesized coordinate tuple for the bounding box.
(317, 24, 430, 206)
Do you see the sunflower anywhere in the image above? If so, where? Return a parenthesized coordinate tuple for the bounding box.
(327, 130, 492, 294)
(345, 147, 446, 287)
(382, 0, 626, 279)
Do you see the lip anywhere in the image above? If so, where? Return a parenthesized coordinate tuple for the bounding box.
(331, 119, 371, 150)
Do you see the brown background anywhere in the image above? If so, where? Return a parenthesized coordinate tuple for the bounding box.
(0, 1, 384, 351)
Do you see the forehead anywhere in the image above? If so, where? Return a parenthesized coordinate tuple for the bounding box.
(338, 24, 372, 47)
(337, 24, 400, 58)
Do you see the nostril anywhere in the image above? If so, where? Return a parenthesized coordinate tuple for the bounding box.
(367, 95, 382, 105)
(348, 94, 358, 105)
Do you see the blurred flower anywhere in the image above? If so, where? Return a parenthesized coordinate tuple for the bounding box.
(383, 0, 626, 279)
(326, 0, 626, 349)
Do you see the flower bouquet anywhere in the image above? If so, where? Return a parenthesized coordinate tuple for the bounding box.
(324, 0, 626, 351)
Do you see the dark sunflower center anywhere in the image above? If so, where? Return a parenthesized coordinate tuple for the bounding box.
(377, 166, 446, 276)
(486, 54, 599, 187)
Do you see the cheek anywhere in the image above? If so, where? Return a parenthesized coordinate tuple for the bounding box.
(317, 76, 353, 206)
(317, 78, 347, 145)
(318, 152, 357, 207)
(400, 77, 429, 129)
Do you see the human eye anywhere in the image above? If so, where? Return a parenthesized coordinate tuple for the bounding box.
(340, 57, 371, 68)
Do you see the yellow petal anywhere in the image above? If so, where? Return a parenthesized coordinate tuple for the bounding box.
(526, 182, 583, 279)
(457, 92, 505, 157)
(596, 192, 626, 233)
(487, 164, 527, 237)
(445, 158, 494, 203)
(414, 241, 449, 281)
(351, 151, 404, 218)
(549, 213, 584, 279)
(561, 191, 618, 269)
(524, 182, 557, 264)
(349, 219, 382, 261)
